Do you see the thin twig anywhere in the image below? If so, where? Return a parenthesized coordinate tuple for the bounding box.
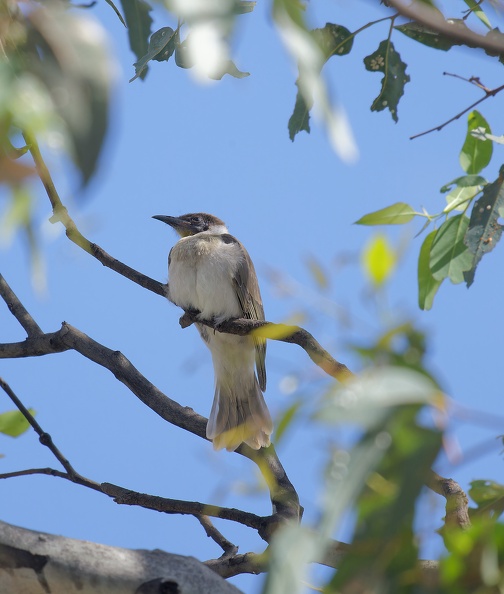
(0, 274, 44, 338)
(411, 83, 504, 140)
(0, 378, 81, 480)
(196, 515, 239, 558)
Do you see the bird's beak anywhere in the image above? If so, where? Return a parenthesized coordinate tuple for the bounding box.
(152, 215, 193, 237)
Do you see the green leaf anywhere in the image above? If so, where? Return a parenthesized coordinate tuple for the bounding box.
(234, 1, 256, 14)
(25, 5, 112, 185)
(463, 166, 504, 287)
(463, 0, 492, 30)
(274, 399, 302, 443)
(355, 202, 416, 225)
(440, 175, 487, 193)
(288, 83, 311, 141)
(119, 0, 153, 80)
(209, 60, 250, 80)
(104, 0, 126, 28)
(430, 214, 474, 283)
(395, 21, 461, 51)
(460, 111, 493, 174)
(312, 23, 354, 59)
(363, 40, 410, 123)
(418, 230, 443, 310)
(130, 27, 177, 82)
(443, 184, 483, 213)
(287, 23, 352, 143)
(469, 480, 504, 509)
(0, 409, 35, 437)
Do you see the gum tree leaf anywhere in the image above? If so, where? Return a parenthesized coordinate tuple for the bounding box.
(119, 0, 153, 80)
(460, 111, 493, 174)
(395, 21, 461, 51)
(209, 60, 250, 80)
(363, 40, 410, 123)
(429, 214, 474, 283)
(463, 166, 504, 287)
(355, 202, 416, 225)
(418, 230, 442, 310)
(463, 0, 492, 29)
(440, 175, 487, 193)
(26, 5, 112, 185)
(130, 27, 176, 82)
(443, 184, 483, 213)
(104, 0, 126, 28)
(0, 409, 35, 437)
(234, 1, 256, 14)
(288, 23, 353, 140)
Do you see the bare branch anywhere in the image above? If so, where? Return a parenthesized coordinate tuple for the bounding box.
(0, 274, 44, 337)
(205, 551, 267, 579)
(23, 132, 166, 297)
(181, 312, 354, 383)
(196, 515, 239, 558)
(0, 378, 81, 480)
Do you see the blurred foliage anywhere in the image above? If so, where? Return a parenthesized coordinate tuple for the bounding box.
(0, 408, 34, 437)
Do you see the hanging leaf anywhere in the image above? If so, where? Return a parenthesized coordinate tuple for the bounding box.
(460, 111, 493, 174)
(429, 214, 474, 283)
(24, 5, 112, 186)
(209, 60, 250, 80)
(130, 27, 176, 82)
(463, 0, 492, 29)
(312, 23, 354, 59)
(104, 0, 126, 28)
(355, 202, 417, 225)
(364, 40, 410, 123)
(463, 166, 504, 287)
(288, 80, 311, 141)
(418, 230, 443, 311)
(395, 21, 462, 51)
(362, 234, 396, 286)
(119, 0, 153, 80)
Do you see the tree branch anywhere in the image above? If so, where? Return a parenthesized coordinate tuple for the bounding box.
(0, 274, 43, 338)
(196, 515, 239, 559)
(427, 470, 471, 532)
(386, 0, 504, 54)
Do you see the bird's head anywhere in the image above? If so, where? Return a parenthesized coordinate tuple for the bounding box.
(152, 213, 227, 237)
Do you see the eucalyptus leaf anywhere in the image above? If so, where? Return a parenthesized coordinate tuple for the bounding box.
(119, 0, 153, 80)
(463, 166, 504, 287)
(131, 27, 176, 82)
(364, 40, 410, 122)
(460, 111, 493, 174)
(430, 214, 474, 283)
(418, 230, 442, 310)
(0, 409, 35, 437)
(355, 202, 416, 225)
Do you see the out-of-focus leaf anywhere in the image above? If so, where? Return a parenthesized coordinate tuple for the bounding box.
(119, 0, 153, 80)
(209, 60, 249, 80)
(305, 255, 329, 290)
(463, 0, 492, 29)
(471, 126, 504, 144)
(317, 367, 441, 429)
(362, 234, 396, 286)
(234, 1, 256, 14)
(0, 409, 35, 437)
(463, 166, 504, 287)
(469, 480, 504, 510)
(274, 399, 302, 443)
(26, 5, 112, 185)
(460, 111, 493, 174)
(395, 21, 461, 51)
(288, 23, 352, 142)
(355, 202, 416, 225)
(430, 215, 474, 283)
(274, 0, 357, 160)
(131, 27, 176, 82)
(174, 31, 194, 69)
(418, 230, 442, 310)
(363, 40, 410, 123)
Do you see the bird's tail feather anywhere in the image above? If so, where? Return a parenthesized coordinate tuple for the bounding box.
(207, 378, 273, 451)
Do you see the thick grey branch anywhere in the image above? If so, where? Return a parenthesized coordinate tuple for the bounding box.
(0, 274, 43, 338)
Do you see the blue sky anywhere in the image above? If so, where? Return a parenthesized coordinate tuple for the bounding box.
(2, 0, 504, 591)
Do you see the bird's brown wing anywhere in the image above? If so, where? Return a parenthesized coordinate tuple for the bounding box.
(221, 234, 267, 391)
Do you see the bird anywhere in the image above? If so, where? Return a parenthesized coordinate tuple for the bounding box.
(153, 212, 273, 452)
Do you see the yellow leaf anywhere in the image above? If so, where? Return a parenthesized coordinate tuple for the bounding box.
(362, 234, 396, 286)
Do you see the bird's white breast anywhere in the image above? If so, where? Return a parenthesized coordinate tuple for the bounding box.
(167, 233, 244, 322)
